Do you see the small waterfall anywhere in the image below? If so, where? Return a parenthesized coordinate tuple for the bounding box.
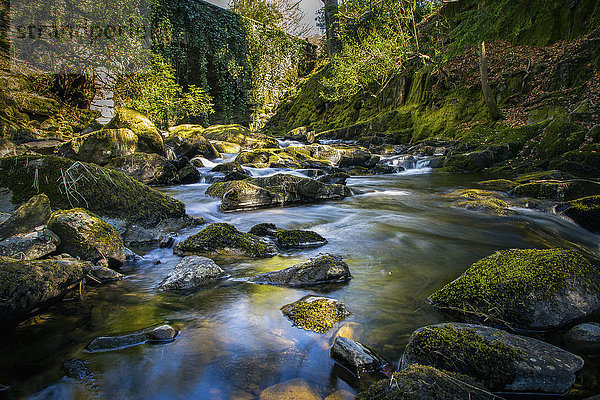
(379, 154, 435, 174)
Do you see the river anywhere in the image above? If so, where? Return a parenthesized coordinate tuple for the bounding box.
(1, 155, 599, 399)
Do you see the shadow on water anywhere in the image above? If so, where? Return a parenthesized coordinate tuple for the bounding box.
(1, 171, 600, 399)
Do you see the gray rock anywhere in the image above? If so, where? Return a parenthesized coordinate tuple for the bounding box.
(249, 254, 351, 286)
(86, 324, 177, 352)
(158, 256, 227, 292)
(0, 258, 92, 324)
(48, 208, 125, 268)
(0, 194, 52, 240)
(110, 215, 204, 246)
(330, 336, 385, 376)
(0, 228, 60, 260)
(89, 265, 124, 284)
(63, 359, 93, 381)
(402, 323, 584, 394)
(564, 322, 600, 352)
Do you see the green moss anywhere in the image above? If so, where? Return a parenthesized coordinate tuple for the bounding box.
(429, 249, 599, 327)
(275, 229, 326, 248)
(406, 324, 520, 389)
(447, 189, 513, 215)
(0, 155, 185, 225)
(513, 181, 582, 199)
(478, 179, 516, 190)
(560, 195, 600, 232)
(515, 170, 570, 183)
(281, 296, 350, 333)
(105, 108, 163, 154)
(173, 222, 274, 257)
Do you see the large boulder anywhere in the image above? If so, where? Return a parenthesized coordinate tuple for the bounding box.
(0, 228, 60, 260)
(281, 295, 350, 333)
(173, 223, 277, 258)
(206, 174, 350, 211)
(59, 128, 138, 165)
(106, 153, 177, 185)
(105, 108, 164, 154)
(200, 124, 279, 149)
(48, 208, 125, 268)
(86, 324, 177, 352)
(0, 155, 186, 226)
(556, 195, 600, 232)
(0, 258, 92, 324)
(249, 254, 351, 286)
(0, 194, 52, 240)
(401, 323, 584, 394)
(428, 249, 600, 331)
(158, 256, 228, 292)
(358, 365, 496, 400)
(165, 135, 220, 160)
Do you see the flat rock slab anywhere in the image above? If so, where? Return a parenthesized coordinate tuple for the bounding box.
(402, 323, 584, 394)
(281, 295, 350, 333)
(86, 324, 177, 352)
(158, 255, 227, 292)
(0, 228, 60, 260)
(249, 254, 351, 286)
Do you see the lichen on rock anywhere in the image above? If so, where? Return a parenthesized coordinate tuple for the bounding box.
(281, 295, 350, 333)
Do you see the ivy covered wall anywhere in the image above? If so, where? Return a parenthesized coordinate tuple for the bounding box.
(152, 0, 316, 127)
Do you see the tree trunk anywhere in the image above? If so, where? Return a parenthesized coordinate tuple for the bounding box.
(479, 41, 503, 121)
(321, 0, 340, 54)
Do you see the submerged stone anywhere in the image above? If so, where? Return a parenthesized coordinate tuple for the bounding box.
(401, 323, 584, 394)
(63, 359, 93, 381)
(249, 254, 350, 286)
(173, 223, 277, 258)
(258, 378, 320, 400)
(428, 248, 600, 331)
(281, 295, 350, 333)
(357, 365, 496, 400)
(86, 324, 177, 352)
(158, 256, 228, 292)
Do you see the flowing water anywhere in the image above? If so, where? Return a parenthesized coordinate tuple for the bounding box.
(2, 157, 600, 399)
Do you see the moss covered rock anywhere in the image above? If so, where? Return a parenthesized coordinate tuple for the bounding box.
(0, 258, 92, 324)
(0, 194, 52, 240)
(173, 223, 277, 258)
(48, 208, 125, 268)
(401, 323, 584, 393)
(275, 229, 327, 249)
(165, 135, 220, 160)
(206, 174, 350, 211)
(105, 108, 164, 155)
(281, 295, 350, 333)
(428, 249, 600, 330)
(478, 179, 516, 191)
(357, 365, 495, 400)
(249, 254, 351, 286)
(106, 153, 177, 185)
(556, 195, 600, 232)
(513, 180, 583, 199)
(201, 124, 278, 149)
(59, 128, 138, 166)
(0, 155, 186, 225)
(447, 189, 514, 215)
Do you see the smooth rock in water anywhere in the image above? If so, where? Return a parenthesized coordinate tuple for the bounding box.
(281, 295, 350, 333)
(248, 223, 278, 237)
(175, 163, 201, 184)
(86, 324, 177, 352)
(358, 365, 496, 400)
(206, 174, 350, 212)
(111, 215, 204, 246)
(105, 108, 164, 155)
(401, 323, 584, 393)
(89, 265, 124, 284)
(48, 208, 125, 268)
(107, 153, 177, 185)
(174, 223, 277, 258)
(249, 254, 350, 286)
(275, 229, 327, 249)
(63, 359, 93, 381)
(258, 378, 320, 400)
(0, 155, 186, 226)
(0, 258, 92, 324)
(158, 256, 227, 292)
(564, 322, 600, 352)
(556, 195, 600, 232)
(428, 248, 600, 331)
(317, 172, 350, 186)
(0, 228, 60, 260)
(0, 194, 52, 240)
(330, 336, 385, 377)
